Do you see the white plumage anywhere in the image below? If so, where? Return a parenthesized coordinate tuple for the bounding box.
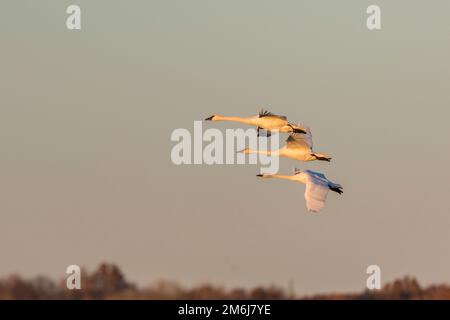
(241, 128, 332, 162)
(257, 169, 343, 213)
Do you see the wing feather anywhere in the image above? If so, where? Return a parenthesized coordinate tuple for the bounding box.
(286, 129, 313, 151)
(303, 171, 330, 213)
(258, 108, 287, 120)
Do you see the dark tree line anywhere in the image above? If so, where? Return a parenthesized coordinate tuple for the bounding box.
(1, 263, 449, 299)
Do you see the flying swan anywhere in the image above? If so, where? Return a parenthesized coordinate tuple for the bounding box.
(240, 127, 331, 162)
(205, 109, 307, 136)
(257, 169, 343, 212)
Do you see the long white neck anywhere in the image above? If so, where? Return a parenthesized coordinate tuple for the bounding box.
(246, 149, 280, 156)
(213, 115, 258, 126)
(264, 174, 297, 182)
(264, 173, 306, 185)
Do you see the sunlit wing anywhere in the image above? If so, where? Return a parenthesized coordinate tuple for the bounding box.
(258, 108, 287, 120)
(285, 130, 313, 151)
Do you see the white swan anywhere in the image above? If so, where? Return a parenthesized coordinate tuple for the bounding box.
(205, 109, 307, 136)
(240, 127, 331, 162)
(257, 169, 343, 212)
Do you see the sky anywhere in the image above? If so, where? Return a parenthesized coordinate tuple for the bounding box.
(0, 0, 449, 295)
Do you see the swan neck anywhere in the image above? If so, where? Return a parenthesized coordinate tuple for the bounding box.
(270, 174, 295, 181)
(247, 149, 276, 156)
(215, 115, 257, 125)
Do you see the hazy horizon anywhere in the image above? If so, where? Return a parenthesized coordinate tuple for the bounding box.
(1, 0, 449, 295)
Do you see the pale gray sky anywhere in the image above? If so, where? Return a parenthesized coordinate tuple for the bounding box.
(1, 0, 449, 295)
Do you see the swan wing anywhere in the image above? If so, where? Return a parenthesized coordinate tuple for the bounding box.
(258, 108, 287, 120)
(305, 169, 327, 181)
(285, 129, 313, 151)
(288, 123, 309, 134)
(303, 171, 330, 213)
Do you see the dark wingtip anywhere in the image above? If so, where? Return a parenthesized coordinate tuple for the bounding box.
(204, 115, 214, 121)
(330, 185, 343, 194)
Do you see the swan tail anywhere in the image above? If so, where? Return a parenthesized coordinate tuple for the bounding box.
(312, 153, 332, 162)
(287, 123, 307, 134)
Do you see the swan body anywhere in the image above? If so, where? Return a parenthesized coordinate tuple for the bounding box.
(241, 127, 331, 162)
(257, 169, 343, 212)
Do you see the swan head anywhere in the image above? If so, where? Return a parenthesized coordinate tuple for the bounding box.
(236, 147, 250, 154)
(205, 115, 220, 121)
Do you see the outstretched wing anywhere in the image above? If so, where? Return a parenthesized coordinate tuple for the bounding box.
(299, 126, 313, 148)
(304, 169, 327, 181)
(258, 108, 287, 120)
(285, 129, 313, 151)
(303, 171, 330, 213)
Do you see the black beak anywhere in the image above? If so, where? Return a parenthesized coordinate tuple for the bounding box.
(204, 115, 214, 121)
(256, 174, 263, 177)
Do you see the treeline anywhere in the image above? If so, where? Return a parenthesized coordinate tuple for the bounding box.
(1, 263, 449, 300)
